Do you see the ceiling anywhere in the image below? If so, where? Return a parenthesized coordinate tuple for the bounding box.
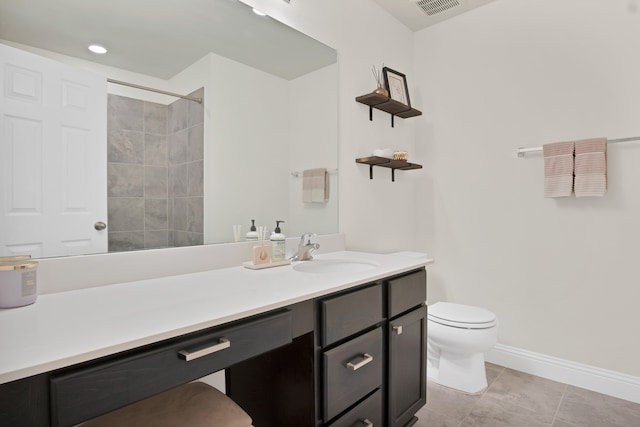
(0, 0, 336, 80)
(0, 0, 497, 81)
(371, 0, 496, 31)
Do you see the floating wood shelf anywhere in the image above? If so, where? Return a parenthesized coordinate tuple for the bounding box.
(356, 156, 422, 182)
(355, 92, 422, 127)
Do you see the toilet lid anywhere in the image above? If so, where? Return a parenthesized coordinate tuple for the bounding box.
(428, 302, 497, 329)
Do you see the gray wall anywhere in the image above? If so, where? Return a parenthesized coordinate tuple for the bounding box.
(107, 89, 204, 251)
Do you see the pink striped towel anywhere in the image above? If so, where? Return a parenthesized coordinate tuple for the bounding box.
(543, 141, 574, 198)
(574, 138, 607, 197)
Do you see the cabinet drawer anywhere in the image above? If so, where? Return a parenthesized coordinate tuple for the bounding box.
(321, 284, 382, 346)
(388, 269, 426, 318)
(50, 310, 292, 427)
(323, 327, 383, 421)
(329, 389, 382, 427)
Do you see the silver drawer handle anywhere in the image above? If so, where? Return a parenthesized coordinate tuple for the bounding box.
(178, 338, 230, 361)
(346, 353, 373, 371)
(393, 325, 403, 335)
(361, 419, 373, 427)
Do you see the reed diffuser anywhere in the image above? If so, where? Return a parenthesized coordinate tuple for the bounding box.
(372, 64, 389, 97)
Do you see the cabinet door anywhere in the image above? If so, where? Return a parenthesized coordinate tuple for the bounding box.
(388, 306, 427, 427)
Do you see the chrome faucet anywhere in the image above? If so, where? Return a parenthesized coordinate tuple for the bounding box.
(290, 233, 320, 261)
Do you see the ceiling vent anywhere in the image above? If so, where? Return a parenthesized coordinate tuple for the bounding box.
(411, 0, 462, 16)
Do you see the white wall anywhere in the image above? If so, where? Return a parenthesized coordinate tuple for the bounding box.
(414, 0, 640, 377)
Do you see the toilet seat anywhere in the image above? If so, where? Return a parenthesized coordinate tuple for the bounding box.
(428, 302, 497, 329)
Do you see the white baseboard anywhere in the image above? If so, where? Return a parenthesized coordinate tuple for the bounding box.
(486, 343, 640, 404)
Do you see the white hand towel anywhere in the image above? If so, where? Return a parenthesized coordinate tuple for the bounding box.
(303, 168, 329, 203)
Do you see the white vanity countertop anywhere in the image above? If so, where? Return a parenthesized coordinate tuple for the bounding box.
(0, 251, 433, 384)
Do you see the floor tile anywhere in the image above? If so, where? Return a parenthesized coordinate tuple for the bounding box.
(476, 368, 565, 425)
(553, 385, 640, 427)
(420, 363, 640, 427)
(414, 405, 461, 427)
(485, 362, 505, 387)
(463, 394, 552, 427)
(425, 380, 483, 422)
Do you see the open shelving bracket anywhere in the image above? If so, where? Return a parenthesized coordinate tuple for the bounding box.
(366, 105, 398, 128)
(356, 93, 422, 128)
(356, 156, 423, 182)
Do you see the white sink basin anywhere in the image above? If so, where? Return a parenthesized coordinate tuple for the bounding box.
(293, 259, 378, 274)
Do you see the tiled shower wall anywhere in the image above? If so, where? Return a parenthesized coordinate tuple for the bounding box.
(107, 89, 204, 252)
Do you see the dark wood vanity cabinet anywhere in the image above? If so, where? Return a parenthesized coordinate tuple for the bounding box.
(0, 268, 427, 427)
(318, 267, 427, 427)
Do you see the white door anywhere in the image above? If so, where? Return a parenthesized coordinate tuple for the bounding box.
(0, 44, 107, 258)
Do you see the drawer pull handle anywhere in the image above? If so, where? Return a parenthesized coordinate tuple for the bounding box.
(346, 353, 373, 371)
(361, 419, 373, 427)
(393, 325, 403, 335)
(178, 338, 231, 361)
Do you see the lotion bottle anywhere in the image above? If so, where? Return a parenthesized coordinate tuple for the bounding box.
(270, 220, 286, 262)
(246, 219, 258, 241)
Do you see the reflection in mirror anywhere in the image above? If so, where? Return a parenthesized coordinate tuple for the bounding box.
(0, 0, 338, 258)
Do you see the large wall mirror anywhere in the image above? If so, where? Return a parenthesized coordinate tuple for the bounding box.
(0, 0, 338, 258)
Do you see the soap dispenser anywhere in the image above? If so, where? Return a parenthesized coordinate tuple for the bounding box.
(270, 220, 286, 262)
(246, 219, 258, 241)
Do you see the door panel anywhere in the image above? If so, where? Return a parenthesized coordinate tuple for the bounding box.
(0, 43, 107, 257)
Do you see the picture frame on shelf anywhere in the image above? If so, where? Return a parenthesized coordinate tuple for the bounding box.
(382, 67, 411, 107)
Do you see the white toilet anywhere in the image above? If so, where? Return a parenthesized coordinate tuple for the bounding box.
(427, 302, 498, 394)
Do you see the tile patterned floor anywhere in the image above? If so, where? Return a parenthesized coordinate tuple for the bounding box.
(414, 363, 640, 427)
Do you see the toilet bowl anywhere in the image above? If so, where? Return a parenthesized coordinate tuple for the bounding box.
(427, 302, 498, 394)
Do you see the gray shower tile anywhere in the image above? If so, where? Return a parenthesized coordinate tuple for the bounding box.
(109, 231, 145, 252)
(169, 128, 188, 165)
(187, 197, 203, 233)
(144, 230, 168, 249)
(479, 368, 565, 425)
(145, 199, 168, 230)
(144, 101, 167, 135)
(167, 198, 174, 229)
(108, 129, 144, 164)
(108, 164, 144, 197)
(145, 133, 168, 166)
(188, 160, 203, 197)
(554, 386, 640, 427)
(168, 98, 189, 132)
(108, 94, 143, 132)
(172, 231, 190, 247)
(170, 163, 188, 197)
(172, 198, 188, 232)
(188, 123, 204, 161)
(425, 380, 482, 422)
(188, 87, 204, 127)
(108, 198, 144, 232)
(145, 166, 168, 198)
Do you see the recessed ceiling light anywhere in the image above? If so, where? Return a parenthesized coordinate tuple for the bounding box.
(252, 8, 267, 16)
(88, 44, 107, 54)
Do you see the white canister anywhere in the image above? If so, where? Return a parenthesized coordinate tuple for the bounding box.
(0, 259, 38, 308)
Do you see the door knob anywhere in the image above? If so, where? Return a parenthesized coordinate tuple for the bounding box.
(94, 221, 107, 231)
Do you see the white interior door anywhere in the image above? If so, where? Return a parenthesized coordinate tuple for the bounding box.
(0, 44, 107, 258)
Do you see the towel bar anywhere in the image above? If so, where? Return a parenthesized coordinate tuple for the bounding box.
(515, 136, 640, 157)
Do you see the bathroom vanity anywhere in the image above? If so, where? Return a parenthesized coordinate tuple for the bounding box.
(0, 251, 431, 427)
